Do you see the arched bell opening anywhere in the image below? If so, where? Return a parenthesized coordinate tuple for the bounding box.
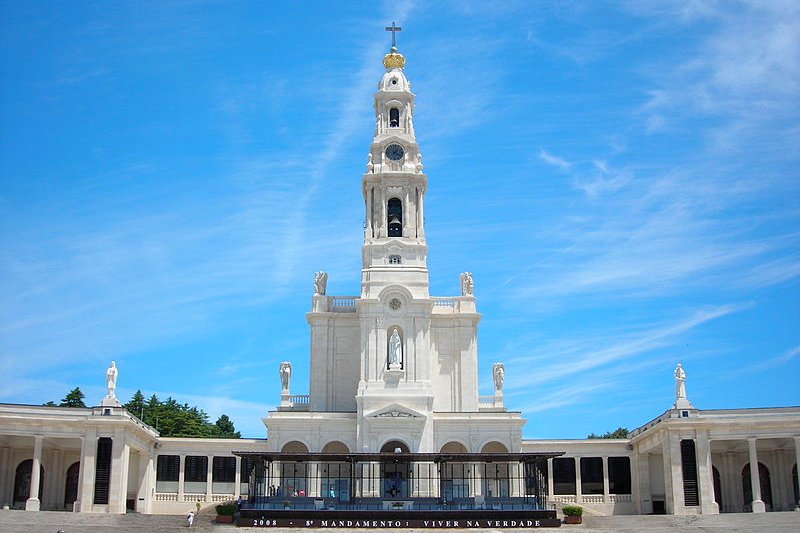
(387, 197, 403, 237)
(389, 107, 400, 128)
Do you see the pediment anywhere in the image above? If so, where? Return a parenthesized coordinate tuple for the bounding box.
(367, 403, 425, 419)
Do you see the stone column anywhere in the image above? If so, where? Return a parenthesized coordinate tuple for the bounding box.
(602, 456, 610, 503)
(0, 447, 9, 506)
(77, 430, 97, 512)
(666, 436, 685, 515)
(108, 432, 130, 514)
(695, 432, 718, 514)
(632, 452, 644, 514)
(574, 457, 582, 504)
(136, 454, 154, 514)
(25, 436, 43, 511)
(206, 455, 214, 503)
(178, 454, 186, 502)
(546, 458, 554, 506)
(794, 437, 800, 510)
(747, 438, 765, 513)
(51, 448, 65, 510)
(234, 456, 242, 499)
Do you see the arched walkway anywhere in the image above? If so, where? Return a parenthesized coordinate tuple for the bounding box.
(712, 465, 722, 511)
(481, 442, 509, 498)
(380, 440, 410, 498)
(64, 461, 80, 508)
(321, 441, 350, 500)
(279, 441, 308, 497)
(741, 462, 772, 511)
(13, 459, 44, 504)
(440, 442, 469, 501)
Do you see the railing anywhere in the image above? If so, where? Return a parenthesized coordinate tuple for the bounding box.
(432, 298, 456, 308)
(582, 495, 604, 503)
(288, 395, 309, 404)
(331, 297, 358, 312)
(478, 395, 495, 405)
(552, 495, 576, 504)
(155, 492, 236, 503)
(609, 494, 632, 503)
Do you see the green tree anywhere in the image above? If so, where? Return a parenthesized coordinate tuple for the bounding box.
(59, 387, 87, 408)
(214, 414, 241, 438)
(42, 401, 57, 407)
(587, 427, 629, 439)
(124, 390, 146, 419)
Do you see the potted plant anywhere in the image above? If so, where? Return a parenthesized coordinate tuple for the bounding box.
(215, 501, 236, 524)
(562, 504, 583, 524)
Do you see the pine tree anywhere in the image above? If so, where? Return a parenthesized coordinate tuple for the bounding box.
(124, 390, 146, 419)
(214, 414, 241, 438)
(59, 387, 87, 408)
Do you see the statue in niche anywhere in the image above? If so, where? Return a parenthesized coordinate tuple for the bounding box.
(674, 362, 686, 400)
(460, 272, 474, 297)
(415, 153, 423, 173)
(313, 271, 328, 295)
(106, 361, 118, 398)
(388, 328, 403, 370)
(367, 153, 374, 173)
(492, 362, 505, 391)
(279, 361, 292, 393)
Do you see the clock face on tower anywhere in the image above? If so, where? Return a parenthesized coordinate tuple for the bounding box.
(385, 144, 405, 161)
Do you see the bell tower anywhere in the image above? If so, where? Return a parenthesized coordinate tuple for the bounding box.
(361, 34, 429, 300)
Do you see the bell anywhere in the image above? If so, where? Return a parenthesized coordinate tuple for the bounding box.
(389, 215, 401, 226)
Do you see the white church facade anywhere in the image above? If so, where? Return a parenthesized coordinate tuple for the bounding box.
(1, 34, 799, 522)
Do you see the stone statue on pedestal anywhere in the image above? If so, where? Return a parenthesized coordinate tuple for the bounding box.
(460, 272, 474, 297)
(388, 328, 402, 369)
(279, 362, 291, 393)
(106, 361, 118, 399)
(675, 362, 686, 399)
(313, 271, 328, 295)
(492, 362, 505, 392)
(673, 362, 693, 409)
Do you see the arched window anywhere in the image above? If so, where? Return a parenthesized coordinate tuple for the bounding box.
(388, 254, 401, 265)
(389, 108, 400, 127)
(387, 198, 402, 237)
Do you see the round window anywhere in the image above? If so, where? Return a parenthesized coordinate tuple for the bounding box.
(389, 298, 402, 310)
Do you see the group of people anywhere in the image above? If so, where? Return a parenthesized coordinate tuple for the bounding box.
(267, 484, 305, 497)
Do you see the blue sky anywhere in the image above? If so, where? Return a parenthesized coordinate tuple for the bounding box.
(1, 1, 798, 440)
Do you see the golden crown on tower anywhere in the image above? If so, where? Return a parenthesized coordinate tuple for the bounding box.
(383, 46, 406, 69)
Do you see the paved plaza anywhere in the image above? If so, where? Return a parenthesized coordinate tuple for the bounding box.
(1, 510, 799, 533)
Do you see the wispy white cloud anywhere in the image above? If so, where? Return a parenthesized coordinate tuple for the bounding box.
(538, 149, 572, 171)
(504, 304, 743, 389)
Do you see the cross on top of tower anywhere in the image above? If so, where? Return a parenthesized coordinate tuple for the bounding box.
(385, 22, 402, 49)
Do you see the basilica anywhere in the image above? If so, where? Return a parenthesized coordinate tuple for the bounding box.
(0, 33, 798, 525)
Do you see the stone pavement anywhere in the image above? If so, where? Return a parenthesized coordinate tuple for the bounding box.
(0, 509, 798, 533)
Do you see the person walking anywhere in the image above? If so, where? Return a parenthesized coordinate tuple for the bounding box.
(187, 510, 195, 528)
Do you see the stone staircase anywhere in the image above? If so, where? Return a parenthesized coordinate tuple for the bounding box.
(0, 509, 217, 532)
(581, 511, 800, 533)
